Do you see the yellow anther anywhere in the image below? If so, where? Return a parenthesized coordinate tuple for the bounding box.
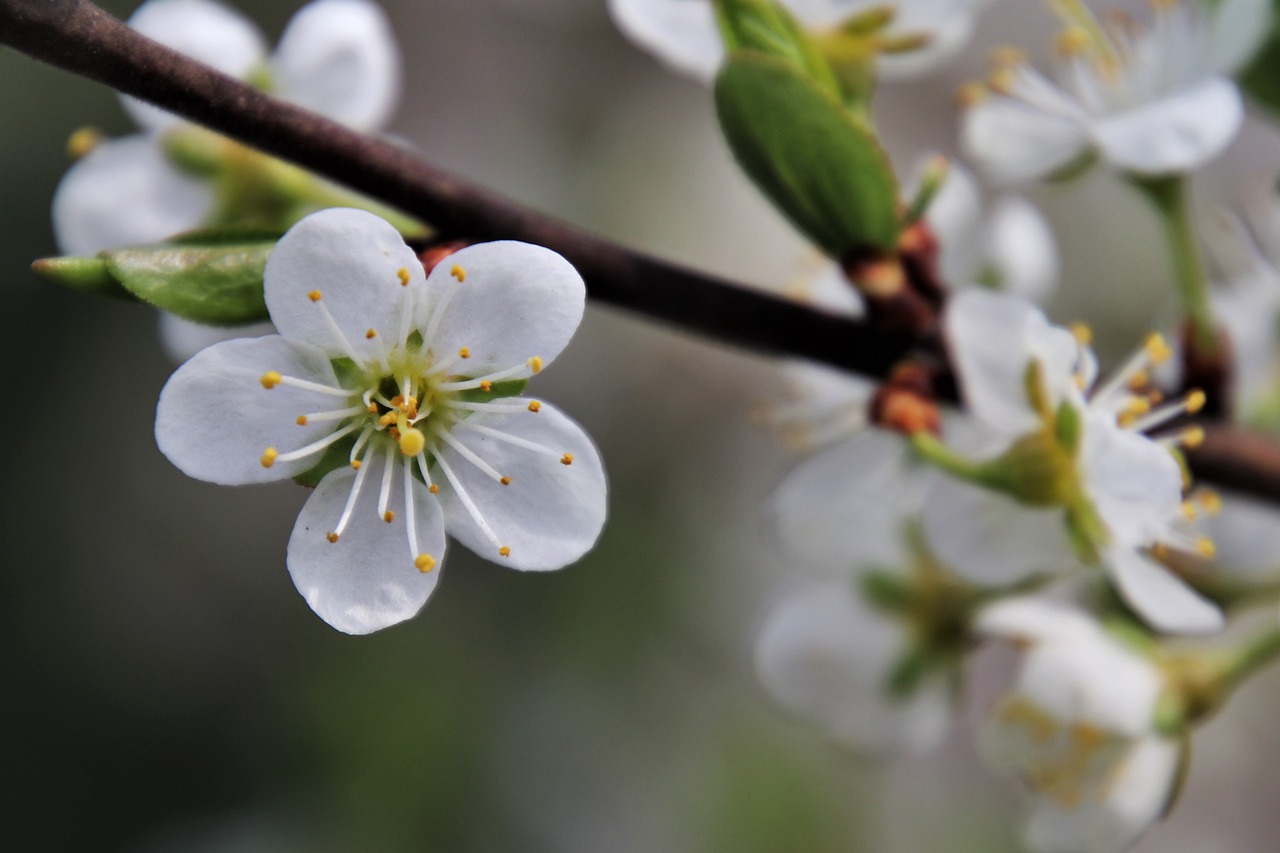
(956, 81, 988, 108)
(1148, 390, 1164, 405)
(367, 402, 379, 414)
(527, 400, 541, 413)
(383, 510, 395, 523)
(1055, 25, 1093, 56)
(1180, 425, 1205, 448)
(379, 411, 399, 427)
(1070, 322, 1093, 345)
(67, 127, 104, 159)
(260, 371, 282, 389)
(365, 328, 378, 339)
(428, 484, 440, 494)
(458, 347, 471, 359)
(500, 476, 512, 486)
(450, 264, 467, 282)
(1185, 390, 1207, 414)
(390, 394, 404, 408)
(991, 45, 1027, 67)
(260, 447, 278, 468)
(398, 427, 426, 457)
(528, 356, 543, 374)
(499, 546, 511, 557)
(296, 415, 308, 426)
(1144, 333, 1172, 364)
(307, 290, 322, 302)
(1180, 501, 1198, 521)
(326, 532, 339, 543)
(987, 67, 1018, 96)
(1152, 542, 1170, 559)
(1124, 398, 1152, 417)
(480, 380, 493, 392)
(414, 553, 436, 573)
(397, 267, 411, 287)
(1198, 490, 1223, 515)
(561, 453, 574, 466)
(1196, 537, 1216, 558)
(1127, 370, 1150, 392)
(351, 460, 362, 470)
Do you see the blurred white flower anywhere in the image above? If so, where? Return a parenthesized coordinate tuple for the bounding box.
(53, 0, 401, 360)
(755, 578, 953, 755)
(961, 0, 1268, 181)
(155, 209, 607, 634)
(921, 290, 1223, 634)
(978, 596, 1180, 853)
(608, 0, 994, 83)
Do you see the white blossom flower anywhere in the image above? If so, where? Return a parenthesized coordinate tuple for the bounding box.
(755, 578, 953, 755)
(961, 0, 1269, 181)
(978, 596, 1181, 853)
(155, 209, 607, 634)
(54, 0, 400, 256)
(921, 290, 1223, 634)
(608, 0, 994, 83)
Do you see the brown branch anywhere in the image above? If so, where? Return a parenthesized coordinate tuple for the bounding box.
(1, 0, 1279, 502)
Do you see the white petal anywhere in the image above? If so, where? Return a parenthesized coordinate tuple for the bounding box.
(1081, 415, 1183, 548)
(272, 0, 401, 131)
(975, 596, 1101, 645)
(1209, 0, 1273, 74)
(436, 402, 606, 571)
(1025, 737, 1180, 853)
(1092, 77, 1243, 176)
(421, 241, 585, 377)
(919, 156, 982, 286)
(1106, 546, 1224, 635)
(962, 98, 1092, 184)
(159, 313, 276, 363)
(878, 4, 977, 80)
(1203, 491, 1280, 575)
(287, 453, 444, 634)
(607, 0, 722, 82)
(156, 335, 349, 485)
(986, 196, 1059, 303)
(1016, 634, 1162, 736)
(769, 430, 919, 569)
(945, 290, 1078, 435)
(922, 475, 1078, 585)
(755, 580, 950, 754)
(124, 0, 267, 132)
(263, 208, 425, 361)
(51, 136, 212, 255)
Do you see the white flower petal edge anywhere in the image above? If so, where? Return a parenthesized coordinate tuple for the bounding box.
(962, 99, 1091, 185)
(272, 0, 401, 131)
(986, 196, 1059, 303)
(264, 207, 424, 367)
(423, 241, 587, 377)
(1107, 546, 1224, 635)
(124, 0, 268, 133)
(607, 0, 722, 82)
(437, 403, 606, 571)
(1091, 77, 1243, 177)
(288, 450, 445, 634)
(755, 580, 951, 755)
(156, 334, 343, 485)
(51, 136, 213, 256)
(159, 313, 276, 363)
(1209, 0, 1273, 74)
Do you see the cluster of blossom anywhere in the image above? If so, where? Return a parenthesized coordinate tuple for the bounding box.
(609, 0, 1280, 850)
(33, 0, 1280, 849)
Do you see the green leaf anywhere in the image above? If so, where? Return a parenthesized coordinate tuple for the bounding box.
(1242, 9, 1280, 116)
(712, 0, 840, 98)
(30, 255, 135, 301)
(714, 51, 900, 256)
(103, 240, 274, 326)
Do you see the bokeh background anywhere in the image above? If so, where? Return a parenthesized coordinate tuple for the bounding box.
(5, 1, 1280, 850)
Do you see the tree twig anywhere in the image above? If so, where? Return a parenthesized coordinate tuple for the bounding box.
(0, 0, 1276, 504)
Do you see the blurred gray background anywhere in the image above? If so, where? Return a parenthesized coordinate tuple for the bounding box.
(4, 1, 1280, 850)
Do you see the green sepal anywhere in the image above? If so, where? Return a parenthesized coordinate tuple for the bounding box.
(860, 568, 914, 614)
(103, 239, 275, 326)
(1054, 399, 1084, 455)
(712, 0, 840, 98)
(293, 432, 357, 488)
(30, 255, 134, 301)
(884, 645, 932, 698)
(714, 51, 900, 256)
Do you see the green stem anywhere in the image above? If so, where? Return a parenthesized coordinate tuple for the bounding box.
(1220, 625, 1280, 691)
(909, 432, 986, 483)
(1131, 174, 1219, 354)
